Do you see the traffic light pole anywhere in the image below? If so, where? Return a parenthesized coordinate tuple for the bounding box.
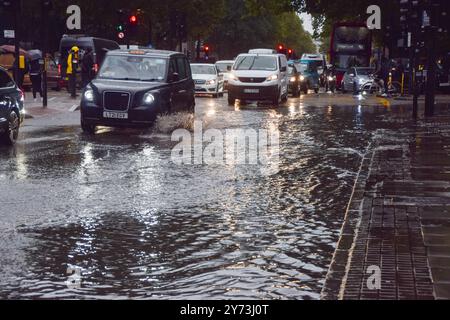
(424, 28, 437, 117)
(41, 0, 49, 108)
(13, 2, 20, 85)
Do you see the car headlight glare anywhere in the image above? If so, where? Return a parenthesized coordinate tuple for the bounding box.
(300, 75, 305, 81)
(206, 79, 217, 85)
(229, 73, 237, 81)
(143, 92, 155, 104)
(328, 76, 334, 81)
(84, 89, 94, 102)
(290, 76, 297, 82)
(266, 74, 278, 81)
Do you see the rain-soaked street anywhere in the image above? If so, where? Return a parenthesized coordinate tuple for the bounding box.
(0, 95, 410, 299)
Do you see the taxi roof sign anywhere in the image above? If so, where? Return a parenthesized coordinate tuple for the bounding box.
(129, 50, 146, 55)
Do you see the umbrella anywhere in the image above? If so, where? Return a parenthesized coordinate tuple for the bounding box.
(0, 45, 28, 56)
(27, 49, 43, 61)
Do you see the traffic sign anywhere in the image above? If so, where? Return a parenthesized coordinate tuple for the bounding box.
(4, 30, 15, 39)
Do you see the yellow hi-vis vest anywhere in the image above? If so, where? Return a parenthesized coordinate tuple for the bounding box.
(67, 53, 73, 75)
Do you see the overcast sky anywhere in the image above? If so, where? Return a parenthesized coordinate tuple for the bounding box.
(300, 13, 315, 35)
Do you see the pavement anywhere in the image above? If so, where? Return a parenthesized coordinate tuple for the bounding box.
(24, 90, 81, 119)
(322, 107, 450, 300)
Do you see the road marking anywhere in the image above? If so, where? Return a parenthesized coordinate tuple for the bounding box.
(48, 97, 56, 101)
(70, 104, 80, 112)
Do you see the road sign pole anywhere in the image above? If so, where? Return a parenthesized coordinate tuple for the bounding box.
(41, 0, 49, 108)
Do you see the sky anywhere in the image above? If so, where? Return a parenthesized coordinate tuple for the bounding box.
(300, 13, 315, 35)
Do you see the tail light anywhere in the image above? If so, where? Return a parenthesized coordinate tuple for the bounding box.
(58, 64, 61, 76)
(93, 63, 99, 74)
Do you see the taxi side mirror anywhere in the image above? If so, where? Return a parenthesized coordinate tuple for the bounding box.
(170, 72, 180, 82)
(280, 66, 287, 72)
(227, 65, 232, 71)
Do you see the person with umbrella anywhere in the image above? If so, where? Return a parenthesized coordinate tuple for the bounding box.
(28, 50, 43, 102)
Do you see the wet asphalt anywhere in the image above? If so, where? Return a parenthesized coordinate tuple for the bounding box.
(0, 93, 412, 299)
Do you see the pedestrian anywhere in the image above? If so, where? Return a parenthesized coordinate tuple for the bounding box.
(11, 54, 29, 90)
(67, 46, 79, 98)
(379, 56, 390, 96)
(81, 48, 94, 88)
(29, 57, 43, 102)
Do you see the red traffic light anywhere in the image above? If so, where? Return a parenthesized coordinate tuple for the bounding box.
(129, 15, 137, 24)
(278, 44, 284, 51)
(288, 49, 293, 54)
(204, 45, 210, 52)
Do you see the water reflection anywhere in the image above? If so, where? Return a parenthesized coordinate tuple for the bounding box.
(0, 99, 420, 299)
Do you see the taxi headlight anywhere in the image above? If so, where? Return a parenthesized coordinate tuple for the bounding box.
(328, 76, 334, 81)
(143, 92, 155, 105)
(228, 73, 237, 81)
(266, 74, 278, 81)
(206, 79, 216, 85)
(290, 76, 297, 82)
(300, 75, 305, 81)
(83, 89, 94, 102)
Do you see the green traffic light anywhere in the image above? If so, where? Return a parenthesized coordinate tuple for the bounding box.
(116, 24, 124, 32)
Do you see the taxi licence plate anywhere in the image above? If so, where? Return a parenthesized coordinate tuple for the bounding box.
(103, 112, 128, 119)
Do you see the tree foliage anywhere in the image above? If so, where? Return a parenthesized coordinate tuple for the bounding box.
(207, 0, 315, 59)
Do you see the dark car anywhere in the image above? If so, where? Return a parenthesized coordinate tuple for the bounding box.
(288, 64, 301, 97)
(59, 36, 120, 89)
(80, 49, 195, 133)
(0, 67, 24, 145)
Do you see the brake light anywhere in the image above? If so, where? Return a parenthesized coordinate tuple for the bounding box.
(58, 64, 61, 76)
(93, 63, 99, 74)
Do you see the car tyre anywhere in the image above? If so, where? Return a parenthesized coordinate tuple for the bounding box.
(81, 117, 96, 134)
(228, 95, 236, 106)
(0, 111, 20, 146)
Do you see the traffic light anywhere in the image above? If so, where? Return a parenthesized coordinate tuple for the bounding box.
(203, 44, 210, 59)
(277, 44, 288, 55)
(127, 13, 139, 37)
(129, 15, 138, 25)
(288, 48, 293, 59)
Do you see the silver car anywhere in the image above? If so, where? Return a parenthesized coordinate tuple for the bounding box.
(341, 67, 375, 93)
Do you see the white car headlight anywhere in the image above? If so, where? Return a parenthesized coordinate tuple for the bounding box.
(206, 79, 217, 85)
(290, 76, 297, 82)
(266, 74, 278, 81)
(228, 73, 237, 81)
(84, 89, 94, 102)
(143, 92, 155, 104)
(300, 75, 305, 81)
(328, 76, 334, 81)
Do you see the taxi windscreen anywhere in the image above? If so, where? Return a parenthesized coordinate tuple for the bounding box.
(98, 55, 167, 82)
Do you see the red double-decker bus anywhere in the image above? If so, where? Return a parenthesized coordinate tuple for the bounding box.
(329, 22, 373, 89)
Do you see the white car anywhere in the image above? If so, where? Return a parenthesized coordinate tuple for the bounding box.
(215, 60, 235, 91)
(191, 63, 224, 98)
(227, 52, 289, 106)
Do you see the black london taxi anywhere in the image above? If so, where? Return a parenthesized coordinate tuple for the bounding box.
(80, 49, 195, 133)
(0, 67, 24, 145)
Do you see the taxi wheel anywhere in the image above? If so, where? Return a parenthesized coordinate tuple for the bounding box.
(228, 95, 236, 106)
(81, 117, 96, 134)
(1, 111, 20, 146)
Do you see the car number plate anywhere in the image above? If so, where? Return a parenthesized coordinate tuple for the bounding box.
(244, 89, 259, 93)
(103, 112, 128, 119)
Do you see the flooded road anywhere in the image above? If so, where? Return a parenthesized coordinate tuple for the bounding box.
(0, 96, 406, 299)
